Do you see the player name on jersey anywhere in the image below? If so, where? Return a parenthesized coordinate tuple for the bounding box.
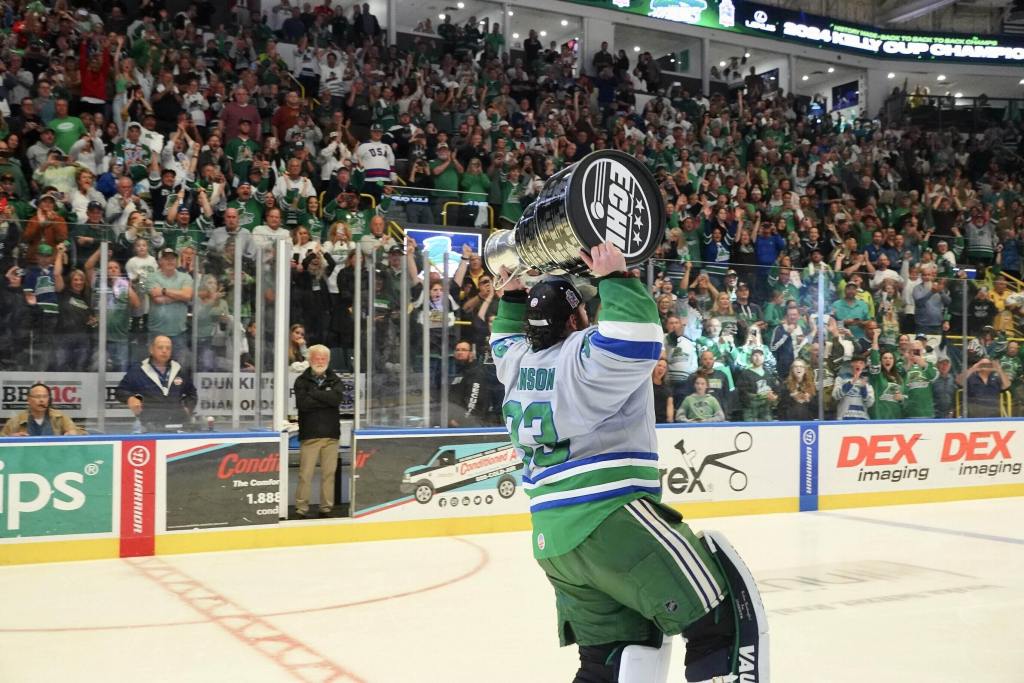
(516, 367, 556, 392)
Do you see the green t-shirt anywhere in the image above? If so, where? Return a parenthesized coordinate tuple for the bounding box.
(196, 298, 229, 340)
(225, 137, 260, 181)
(48, 116, 87, 154)
(104, 277, 133, 341)
(430, 159, 460, 199)
(227, 198, 264, 232)
(160, 215, 212, 251)
(680, 394, 724, 422)
(903, 360, 938, 418)
(868, 349, 905, 420)
(323, 206, 373, 239)
(147, 269, 193, 336)
(460, 173, 491, 203)
(484, 32, 505, 54)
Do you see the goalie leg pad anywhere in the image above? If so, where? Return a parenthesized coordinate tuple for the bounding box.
(684, 530, 769, 683)
(617, 637, 672, 683)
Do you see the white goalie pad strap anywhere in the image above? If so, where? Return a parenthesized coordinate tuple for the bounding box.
(618, 637, 672, 683)
(700, 530, 770, 683)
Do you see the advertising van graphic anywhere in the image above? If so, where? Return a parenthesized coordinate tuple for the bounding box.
(401, 442, 523, 504)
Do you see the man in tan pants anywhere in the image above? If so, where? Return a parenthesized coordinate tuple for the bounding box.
(293, 345, 344, 518)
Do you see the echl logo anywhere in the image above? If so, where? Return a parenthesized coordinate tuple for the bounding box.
(660, 432, 753, 493)
(580, 158, 652, 258)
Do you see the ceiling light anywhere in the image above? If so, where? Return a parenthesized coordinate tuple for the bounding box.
(540, 30, 547, 37)
(937, 74, 946, 81)
(561, 19, 568, 26)
(670, 58, 676, 63)
(744, 52, 751, 58)
(457, 1, 464, 7)
(802, 74, 809, 81)
(954, 92, 963, 98)
(438, 13, 445, 20)
(827, 66, 835, 73)
(719, 60, 726, 67)
(512, 32, 519, 39)
(635, 46, 641, 52)
(887, 72, 895, 79)
(507, 9, 514, 15)
(1019, 78, 1024, 84)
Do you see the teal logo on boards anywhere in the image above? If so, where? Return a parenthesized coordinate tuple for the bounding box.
(0, 444, 114, 538)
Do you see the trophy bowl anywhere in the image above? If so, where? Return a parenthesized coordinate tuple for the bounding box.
(483, 149, 665, 284)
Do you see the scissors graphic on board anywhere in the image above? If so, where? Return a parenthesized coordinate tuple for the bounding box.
(674, 431, 753, 492)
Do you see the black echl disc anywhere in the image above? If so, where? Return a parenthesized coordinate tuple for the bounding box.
(566, 150, 664, 265)
(506, 150, 665, 275)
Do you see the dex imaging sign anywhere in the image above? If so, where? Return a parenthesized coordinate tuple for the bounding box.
(820, 423, 1023, 495)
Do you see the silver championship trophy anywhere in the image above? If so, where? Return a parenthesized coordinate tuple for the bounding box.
(484, 150, 664, 286)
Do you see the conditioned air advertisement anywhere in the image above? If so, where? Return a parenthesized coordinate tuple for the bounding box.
(353, 432, 526, 520)
(566, 0, 1024, 63)
(164, 440, 282, 530)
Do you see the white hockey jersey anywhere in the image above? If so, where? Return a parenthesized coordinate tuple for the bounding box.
(491, 277, 663, 559)
(355, 141, 395, 182)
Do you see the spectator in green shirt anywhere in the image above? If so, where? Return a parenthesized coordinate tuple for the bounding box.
(902, 337, 939, 418)
(459, 157, 490, 227)
(675, 375, 725, 422)
(147, 247, 195, 364)
(868, 331, 904, 420)
(47, 99, 87, 155)
(430, 143, 462, 224)
(832, 282, 871, 339)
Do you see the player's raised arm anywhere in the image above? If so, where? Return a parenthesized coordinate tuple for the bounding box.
(580, 244, 663, 360)
(490, 266, 528, 340)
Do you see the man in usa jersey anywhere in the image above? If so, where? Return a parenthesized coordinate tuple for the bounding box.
(491, 243, 768, 683)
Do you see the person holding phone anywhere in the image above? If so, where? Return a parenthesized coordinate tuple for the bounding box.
(959, 356, 1010, 418)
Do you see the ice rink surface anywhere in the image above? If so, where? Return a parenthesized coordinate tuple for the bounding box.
(2, 497, 1023, 683)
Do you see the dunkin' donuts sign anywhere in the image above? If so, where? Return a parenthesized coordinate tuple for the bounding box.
(580, 157, 655, 259)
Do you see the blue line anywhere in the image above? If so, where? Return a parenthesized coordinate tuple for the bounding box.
(0, 431, 278, 444)
(355, 427, 509, 436)
(524, 451, 658, 485)
(822, 512, 1024, 546)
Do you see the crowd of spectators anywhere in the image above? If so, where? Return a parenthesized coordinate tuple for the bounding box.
(0, 0, 1022, 427)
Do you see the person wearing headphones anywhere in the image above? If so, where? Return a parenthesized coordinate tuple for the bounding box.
(1, 382, 86, 436)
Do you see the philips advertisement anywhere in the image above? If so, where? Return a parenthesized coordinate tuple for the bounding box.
(568, 0, 1024, 64)
(353, 431, 525, 520)
(0, 442, 116, 539)
(164, 439, 283, 530)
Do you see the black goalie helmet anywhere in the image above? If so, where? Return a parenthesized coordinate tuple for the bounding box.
(525, 277, 584, 351)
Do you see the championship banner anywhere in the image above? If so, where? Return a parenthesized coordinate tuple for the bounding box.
(164, 439, 282, 530)
(353, 431, 525, 520)
(567, 0, 1024, 64)
(818, 421, 1024, 497)
(654, 424, 800, 506)
(0, 442, 116, 539)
